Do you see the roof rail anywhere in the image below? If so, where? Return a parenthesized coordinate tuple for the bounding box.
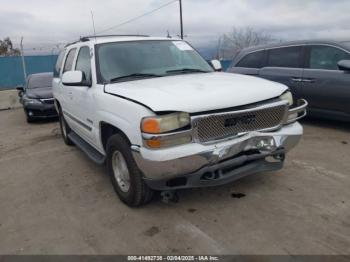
(80, 34, 149, 41)
(64, 34, 150, 47)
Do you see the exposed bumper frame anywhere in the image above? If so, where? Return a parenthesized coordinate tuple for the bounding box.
(143, 148, 285, 190)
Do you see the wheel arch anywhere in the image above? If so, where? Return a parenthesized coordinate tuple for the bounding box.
(100, 122, 133, 152)
(54, 99, 61, 112)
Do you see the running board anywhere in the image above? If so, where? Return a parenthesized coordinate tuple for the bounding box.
(68, 132, 106, 165)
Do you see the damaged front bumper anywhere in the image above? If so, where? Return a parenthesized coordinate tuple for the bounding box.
(131, 121, 303, 190)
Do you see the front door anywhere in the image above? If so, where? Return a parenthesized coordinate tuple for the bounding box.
(60, 48, 79, 131)
(67, 46, 95, 145)
(259, 46, 304, 101)
(302, 45, 350, 118)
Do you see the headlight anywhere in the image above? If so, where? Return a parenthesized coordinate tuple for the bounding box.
(141, 112, 190, 134)
(24, 98, 42, 105)
(141, 112, 191, 148)
(279, 91, 293, 106)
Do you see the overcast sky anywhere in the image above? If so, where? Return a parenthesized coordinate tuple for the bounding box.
(1, 0, 350, 54)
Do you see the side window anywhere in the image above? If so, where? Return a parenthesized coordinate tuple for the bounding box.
(309, 45, 350, 70)
(75, 46, 91, 82)
(267, 46, 302, 68)
(54, 50, 65, 77)
(237, 51, 265, 68)
(63, 48, 77, 73)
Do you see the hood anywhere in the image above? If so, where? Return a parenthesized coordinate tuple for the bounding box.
(26, 87, 53, 99)
(104, 72, 288, 113)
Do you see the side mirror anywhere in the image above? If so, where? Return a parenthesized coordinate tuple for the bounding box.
(16, 85, 24, 91)
(62, 71, 84, 86)
(211, 59, 222, 72)
(338, 60, 350, 71)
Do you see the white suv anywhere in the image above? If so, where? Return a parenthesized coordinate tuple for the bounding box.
(52, 35, 307, 206)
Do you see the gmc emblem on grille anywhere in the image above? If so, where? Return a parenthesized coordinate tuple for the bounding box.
(224, 115, 256, 127)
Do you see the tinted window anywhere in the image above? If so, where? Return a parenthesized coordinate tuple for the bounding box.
(237, 51, 265, 68)
(54, 50, 65, 77)
(267, 46, 302, 68)
(75, 46, 91, 81)
(63, 48, 76, 73)
(27, 73, 53, 89)
(309, 45, 350, 70)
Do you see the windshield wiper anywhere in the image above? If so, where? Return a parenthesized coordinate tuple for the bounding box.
(166, 68, 211, 74)
(109, 73, 163, 83)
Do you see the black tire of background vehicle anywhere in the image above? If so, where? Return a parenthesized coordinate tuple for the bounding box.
(106, 134, 154, 207)
(58, 108, 74, 146)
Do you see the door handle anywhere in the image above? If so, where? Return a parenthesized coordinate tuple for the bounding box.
(291, 78, 303, 83)
(302, 78, 315, 83)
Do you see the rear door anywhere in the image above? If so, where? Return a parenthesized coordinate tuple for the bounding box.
(301, 45, 350, 118)
(259, 46, 304, 100)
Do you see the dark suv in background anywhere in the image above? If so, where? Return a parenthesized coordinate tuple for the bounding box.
(228, 40, 350, 122)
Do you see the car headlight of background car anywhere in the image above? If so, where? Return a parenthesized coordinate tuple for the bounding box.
(141, 112, 192, 148)
(24, 98, 42, 106)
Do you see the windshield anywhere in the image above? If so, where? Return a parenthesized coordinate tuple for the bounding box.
(342, 41, 350, 50)
(27, 74, 53, 89)
(96, 40, 213, 83)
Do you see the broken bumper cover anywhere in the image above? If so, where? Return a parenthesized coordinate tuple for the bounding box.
(131, 122, 303, 190)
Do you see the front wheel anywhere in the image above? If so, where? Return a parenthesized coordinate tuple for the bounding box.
(107, 134, 153, 207)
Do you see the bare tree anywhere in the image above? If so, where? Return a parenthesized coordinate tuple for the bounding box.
(0, 37, 21, 56)
(217, 27, 276, 60)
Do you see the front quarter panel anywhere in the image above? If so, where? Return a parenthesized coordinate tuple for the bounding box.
(94, 89, 155, 152)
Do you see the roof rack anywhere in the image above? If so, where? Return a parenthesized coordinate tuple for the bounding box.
(64, 34, 150, 47)
(80, 34, 149, 41)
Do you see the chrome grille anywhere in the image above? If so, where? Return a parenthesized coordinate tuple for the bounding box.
(192, 102, 288, 143)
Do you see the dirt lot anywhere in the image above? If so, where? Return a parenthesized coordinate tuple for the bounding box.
(0, 108, 349, 255)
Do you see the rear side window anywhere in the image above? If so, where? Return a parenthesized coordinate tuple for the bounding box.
(267, 46, 302, 68)
(63, 48, 77, 73)
(53, 51, 65, 77)
(237, 51, 265, 68)
(309, 45, 350, 70)
(75, 46, 91, 81)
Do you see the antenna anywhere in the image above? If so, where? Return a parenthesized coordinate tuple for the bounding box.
(90, 10, 97, 40)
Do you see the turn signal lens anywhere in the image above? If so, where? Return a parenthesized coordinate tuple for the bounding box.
(141, 112, 190, 134)
(145, 136, 192, 149)
(146, 139, 162, 148)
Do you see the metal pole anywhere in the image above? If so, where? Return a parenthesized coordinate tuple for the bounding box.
(20, 37, 27, 81)
(179, 0, 183, 39)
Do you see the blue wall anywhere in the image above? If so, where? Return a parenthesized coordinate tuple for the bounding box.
(0, 55, 58, 89)
(220, 60, 232, 71)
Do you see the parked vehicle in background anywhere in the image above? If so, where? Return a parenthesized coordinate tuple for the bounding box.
(228, 40, 350, 122)
(53, 35, 307, 207)
(17, 72, 57, 123)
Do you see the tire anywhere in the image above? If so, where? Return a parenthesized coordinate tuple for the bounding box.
(24, 109, 34, 123)
(58, 108, 74, 146)
(26, 114, 34, 123)
(106, 134, 153, 207)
